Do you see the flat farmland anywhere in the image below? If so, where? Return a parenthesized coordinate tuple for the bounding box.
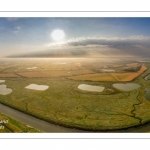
(0, 73, 19, 78)
(126, 63, 139, 67)
(68, 73, 117, 81)
(69, 65, 147, 82)
(17, 71, 50, 78)
(0, 58, 150, 132)
(111, 65, 147, 81)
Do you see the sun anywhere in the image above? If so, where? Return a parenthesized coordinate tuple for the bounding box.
(51, 29, 65, 41)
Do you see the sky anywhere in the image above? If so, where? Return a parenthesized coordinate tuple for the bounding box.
(0, 17, 150, 57)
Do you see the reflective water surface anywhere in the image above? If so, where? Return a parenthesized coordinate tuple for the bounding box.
(0, 84, 12, 95)
(78, 84, 105, 92)
(0, 80, 5, 83)
(25, 84, 49, 91)
(113, 83, 140, 91)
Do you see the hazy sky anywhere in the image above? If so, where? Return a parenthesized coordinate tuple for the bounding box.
(0, 17, 150, 57)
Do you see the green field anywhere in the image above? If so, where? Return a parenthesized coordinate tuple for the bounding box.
(0, 112, 40, 133)
(0, 58, 150, 132)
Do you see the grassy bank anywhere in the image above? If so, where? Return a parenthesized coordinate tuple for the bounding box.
(0, 112, 41, 133)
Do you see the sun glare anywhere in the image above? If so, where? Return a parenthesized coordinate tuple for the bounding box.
(51, 29, 65, 41)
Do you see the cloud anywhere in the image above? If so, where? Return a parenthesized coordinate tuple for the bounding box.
(63, 36, 150, 47)
(12, 26, 21, 34)
(12, 30, 19, 34)
(8, 36, 150, 58)
(49, 36, 150, 57)
(6, 17, 19, 21)
(15, 26, 21, 30)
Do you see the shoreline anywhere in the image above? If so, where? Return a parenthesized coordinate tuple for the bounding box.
(0, 102, 150, 133)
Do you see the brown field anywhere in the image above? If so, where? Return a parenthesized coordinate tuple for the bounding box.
(68, 73, 117, 81)
(0, 73, 19, 77)
(126, 63, 139, 67)
(112, 65, 123, 68)
(69, 69, 94, 75)
(111, 65, 147, 81)
(41, 70, 71, 77)
(16, 69, 94, 78)
(17, 72, 50, 78)
(0, 59, 146, 81)
(41, 69, 94, 77)
(68, 65, 147, 82)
